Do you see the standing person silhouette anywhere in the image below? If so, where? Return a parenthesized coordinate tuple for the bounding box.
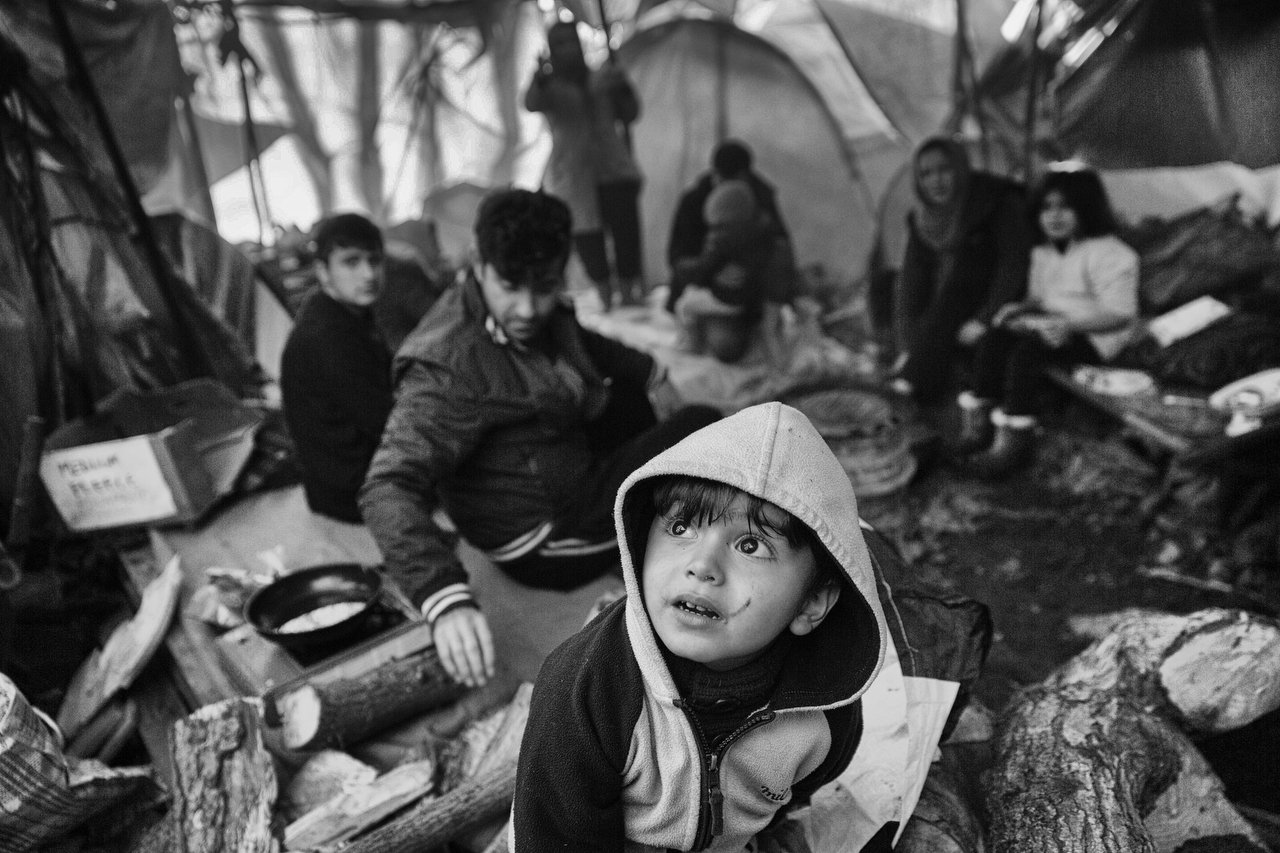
(525, 20, 645, 310)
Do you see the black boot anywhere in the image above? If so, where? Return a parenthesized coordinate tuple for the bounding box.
(962, 410, 1036, 479)
(950, 392, 994, 455)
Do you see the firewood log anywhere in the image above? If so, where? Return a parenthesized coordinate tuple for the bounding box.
(986, 608, 1280, 853)
(439, 682, 531, 851)
(438, 682, 532, 792)
(338, 761, 517, 853)
(273, 648, 466, 751)
(171, 698, 278, 853)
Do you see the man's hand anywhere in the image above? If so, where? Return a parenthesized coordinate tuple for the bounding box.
(433, 606, 495, 688)
(956, 319, 987, 346)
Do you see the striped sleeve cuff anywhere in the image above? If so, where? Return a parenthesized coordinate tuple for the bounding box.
(420, 582, 477, 625)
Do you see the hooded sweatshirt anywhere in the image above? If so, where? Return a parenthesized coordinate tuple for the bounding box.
(512, 402, 888, 852)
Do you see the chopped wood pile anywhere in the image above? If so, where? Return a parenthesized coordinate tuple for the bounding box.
(7, 607, 1276, 852)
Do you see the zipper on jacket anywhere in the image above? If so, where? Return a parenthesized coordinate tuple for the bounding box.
(676, 701, 776, 851)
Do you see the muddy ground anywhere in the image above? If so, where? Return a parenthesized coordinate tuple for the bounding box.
(5, 395, 1277, 828)
(860, 400, 1280, 817)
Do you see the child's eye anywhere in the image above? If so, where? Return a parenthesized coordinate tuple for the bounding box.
(666, 518, 693, 537)
(735, 535, 774, 557)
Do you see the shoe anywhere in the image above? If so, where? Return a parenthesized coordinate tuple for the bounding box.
(960, 409, 1036, 479)
(950, 391, 995, 455)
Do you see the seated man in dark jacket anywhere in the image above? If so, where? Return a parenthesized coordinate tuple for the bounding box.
(360, 189, 719, 689)
(666, 138, 791, 312)
(281, 213, 393, 523)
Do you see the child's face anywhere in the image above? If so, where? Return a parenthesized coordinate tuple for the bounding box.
(1039, 189, 1079, 242)
(316, 245, 385, 308)
(641, 493, 833, 672)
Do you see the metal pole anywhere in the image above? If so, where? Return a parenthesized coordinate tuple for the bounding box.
(1023, 0, 1045, 180)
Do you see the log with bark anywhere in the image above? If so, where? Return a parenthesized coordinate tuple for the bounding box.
(272, 647, 466, 751)
(986, 608, 1280, 853)
(133, 697, 279, 853)
(326, 683, 532, 853)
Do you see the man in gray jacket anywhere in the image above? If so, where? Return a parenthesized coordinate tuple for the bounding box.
(360, 189, 717, 688)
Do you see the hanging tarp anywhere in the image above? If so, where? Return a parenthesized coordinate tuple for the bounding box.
(0, 0, 183, 192)
(975, 0, 1280, 171)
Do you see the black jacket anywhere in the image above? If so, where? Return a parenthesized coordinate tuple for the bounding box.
(280, 289, 393, 522)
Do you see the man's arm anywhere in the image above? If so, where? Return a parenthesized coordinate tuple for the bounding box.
(359, 358, 494, 684)
(580, 324, 659, 391)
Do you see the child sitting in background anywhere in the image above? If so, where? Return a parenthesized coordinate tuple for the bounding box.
(954, 163, 1140, 478)
(512, 402, 893, 851)
(672, 180, 795, 365)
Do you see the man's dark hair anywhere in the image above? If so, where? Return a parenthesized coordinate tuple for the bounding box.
(1030, 164, 1119, 241)
(474, 188, 573, 289)
(712, 140, 753, 180)
(649, 475, 843, 595)
(312, 212, 383, 262)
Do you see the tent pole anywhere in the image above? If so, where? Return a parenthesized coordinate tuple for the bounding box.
(1022, 0, 1045, 181)
(178, 88, 219, 229)
(45, 0, 214, 379)
(595, 0, 633, 152)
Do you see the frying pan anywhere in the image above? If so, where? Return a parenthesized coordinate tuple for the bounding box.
(244, 563, 384, 655)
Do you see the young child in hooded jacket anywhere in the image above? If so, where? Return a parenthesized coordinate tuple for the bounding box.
(511, 401, 890, 852)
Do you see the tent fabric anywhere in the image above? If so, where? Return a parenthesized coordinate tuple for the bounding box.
(620, 0, 1015, 288)
(621, 15, 878, 288)
(974, 0, 1280, 172)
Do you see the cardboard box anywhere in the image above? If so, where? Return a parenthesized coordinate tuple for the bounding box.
(40, 419, 218, 532)
(37, 379, 266, 533)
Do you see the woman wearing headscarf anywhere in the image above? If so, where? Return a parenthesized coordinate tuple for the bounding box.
(890, 136, 1032, 405)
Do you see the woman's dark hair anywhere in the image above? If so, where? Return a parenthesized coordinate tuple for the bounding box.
(649, 475, 843, 594)
(1030, 165, 1119, 241)
(473, 188, 573, 289)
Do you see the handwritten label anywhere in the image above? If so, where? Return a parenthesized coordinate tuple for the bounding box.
(40, 436, 177, 530)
